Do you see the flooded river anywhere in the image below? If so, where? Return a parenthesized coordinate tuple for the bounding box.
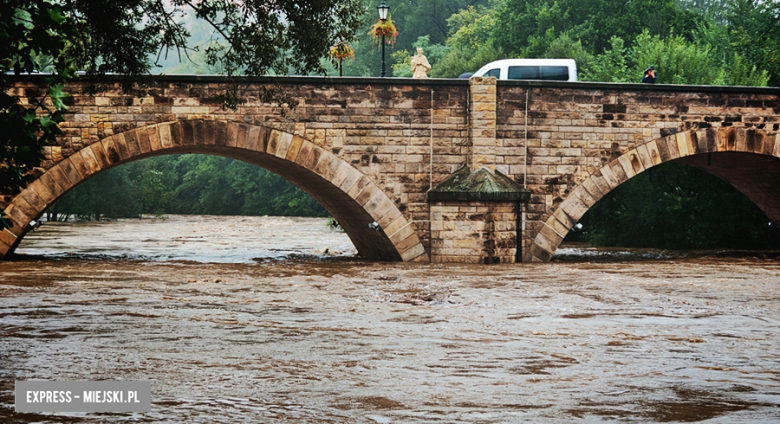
(1, 216, 779, 423)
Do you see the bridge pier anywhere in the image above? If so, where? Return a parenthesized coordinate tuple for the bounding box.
(423, 76, 531, 263)
(427, 198, 524, 263)
(427, 166, 530, 263)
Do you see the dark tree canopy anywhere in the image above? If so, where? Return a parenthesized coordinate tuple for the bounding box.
(1, 0, 79, 197)
(1, 0, 365, 193)
(493, 0, 703, 58)
(48, 155, 327, 221)
(569, 163, 780, 250)
(52, 0, 365, 83)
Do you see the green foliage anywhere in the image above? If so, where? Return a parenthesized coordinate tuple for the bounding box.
(1, 0, 78, 194)
(47, 165, 140, 221)
(2, 0, 365, 179)
(385, 0, 490, 48)
(136, 169, 171, 216)
(575, 29, 769, 86)
(52, 155, 328, 220)
(493, 0, 702, 58)
(374, 0, 489, 76)
(725, 53, 769, 87)
(433, 4, 505, 78)
(581, 36, 630, 83)
(44, 0, 363, 85)
(183, 0, 363, 78)
(722, 0, 780, 86)
(630, 29, 722, 85)
(337, 34, 380, 77)
(573, 163, 780, 250)
(440, 0, 774, 87)
(543, 33, 594, 69)
(675, 0, 731, 23)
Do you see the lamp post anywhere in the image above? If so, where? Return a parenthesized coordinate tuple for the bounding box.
(377, 1, 389, 77)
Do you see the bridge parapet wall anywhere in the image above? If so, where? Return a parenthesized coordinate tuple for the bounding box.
(3, 76, 780, 261)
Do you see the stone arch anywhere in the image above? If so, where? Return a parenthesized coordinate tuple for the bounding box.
(0, 119, 428, 262)
(530, 127, 780, 261)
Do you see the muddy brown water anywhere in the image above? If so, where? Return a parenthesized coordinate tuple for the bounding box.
(1, 216, 780, 423)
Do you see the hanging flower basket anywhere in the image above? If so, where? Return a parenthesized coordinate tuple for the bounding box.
(330, 42, 354, 77)
(368, 16, 398, 45)
(329, 43, 355, 61)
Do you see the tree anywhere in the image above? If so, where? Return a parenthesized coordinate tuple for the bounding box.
(170, 155, 240, 215)
(580, 36, 630, 83)
(50, 154, 328, 219)
(47, 164, 140, 221)
(577, 30, 768, 86)
(572, 163, 780, 250)
(136, 169, 171, 216)
(675, 0, 731, 23)
(386, 0, 489, 50)
(335, 0, 492, 78)
(1, 0, 365, 198)
(629, 29, 722, 85)
(1, 0, 78, 205)
(721, 0, 780, 86)
(542, 33, 594, 73)
(226, 161, 326, 217)
(493, 0, 703, 58)
(432, 4, 504, 78)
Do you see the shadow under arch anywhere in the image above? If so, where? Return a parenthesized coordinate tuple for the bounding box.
(1, 119, 428, 262)
(531, 127, 780, 262)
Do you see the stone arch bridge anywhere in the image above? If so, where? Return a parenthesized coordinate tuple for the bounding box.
(2, 76, 779, 262)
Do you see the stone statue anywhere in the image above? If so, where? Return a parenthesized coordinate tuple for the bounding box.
(410, 47, 431, 78)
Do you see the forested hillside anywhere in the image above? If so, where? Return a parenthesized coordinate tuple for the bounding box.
(47, 155, 326, 222)
(53, 0, 780, 249)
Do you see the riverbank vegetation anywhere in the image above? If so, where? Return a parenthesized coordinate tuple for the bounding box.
(47, 155, 326, 222)
(566, 163, 780, 250)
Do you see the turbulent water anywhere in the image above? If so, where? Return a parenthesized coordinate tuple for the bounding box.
(15, 215, 357, 263)
(1, 216, 780, 423)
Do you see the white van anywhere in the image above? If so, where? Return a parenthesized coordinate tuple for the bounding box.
(473, 59, 577, 82)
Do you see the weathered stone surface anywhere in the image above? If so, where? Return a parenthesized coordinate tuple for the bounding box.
(59, 157, 84, 186)
(429, 199, 518, 263)
(400, 243, 427, 261)
(599, 163, 620, 189)
(0, 229, 17, 248)
(470, 77, 498, 171)
(147, 125, 163, 151)
(3, 76, 778, 261)
(27, 180, 55, 205)
(286, 135, 304, 162)
(79, 147, 102, 176)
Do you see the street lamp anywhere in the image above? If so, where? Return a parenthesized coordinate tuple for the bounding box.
(377, 1, 389, 77)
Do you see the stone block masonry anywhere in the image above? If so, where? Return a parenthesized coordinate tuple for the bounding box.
(429, 200, 518, 264)
(2, 75, 779, 262)
(469, 76, 498, 171)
